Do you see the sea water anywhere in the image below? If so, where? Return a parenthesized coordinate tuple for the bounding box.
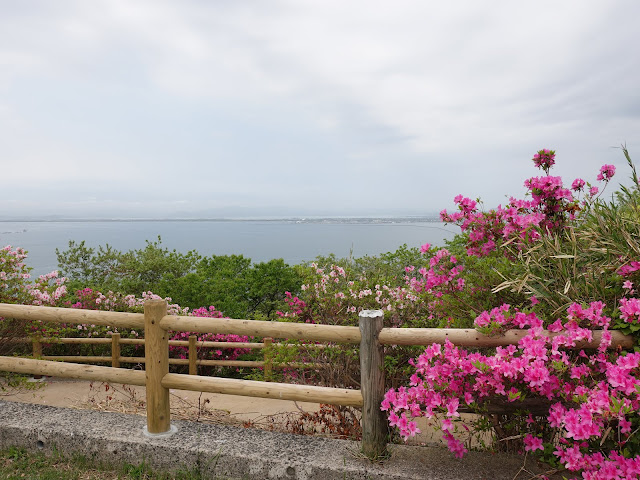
(0, 219, 459, 277)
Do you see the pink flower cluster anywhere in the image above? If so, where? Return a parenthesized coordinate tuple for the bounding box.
(620, 298, 640, 324)
(0, 245, 32, 302)
(279, 263, 425, 327)
(276, 291, 307, 319)
(532, 148, 556, 173)
(404, 248, 465, 297)
(619, 261, 640, 278)
(597, 164, 616, 182)
(1, 245, 68, 327)
(440, 150, 616, 257)
(169, 305, 251, 362)
(383, 300, 640, 478)
(440, 196, 545, 257)
(70, 288, 187, 316)
(25, 271, 67, 306)
(571, 178, 586, 191)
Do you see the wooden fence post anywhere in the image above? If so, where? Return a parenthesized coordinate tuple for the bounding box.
(111, 333, 120, 368)
(188, 335, 197, 375)
(32, 337, 42, 359)
(263, 337, 273, 382)
(32, 337, 43, 380)
(359, 309, 388, 459)
(144, 300, 174, 435)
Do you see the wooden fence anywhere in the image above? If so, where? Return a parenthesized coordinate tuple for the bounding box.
(0, 301, 633, 458)
(8, 334, 323, 378)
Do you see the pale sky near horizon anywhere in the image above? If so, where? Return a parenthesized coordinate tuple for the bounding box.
(1, 1, 639, 219)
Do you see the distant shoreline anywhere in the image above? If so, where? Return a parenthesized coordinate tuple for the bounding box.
(0, 216, 442, 224)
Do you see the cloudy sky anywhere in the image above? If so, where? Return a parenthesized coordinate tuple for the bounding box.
(1, 1, 639, 219)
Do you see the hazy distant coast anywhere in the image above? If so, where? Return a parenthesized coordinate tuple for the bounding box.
(0, 216, 442, 224)
(0, 218, 456, 278)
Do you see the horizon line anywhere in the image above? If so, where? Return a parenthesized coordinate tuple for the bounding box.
(0, 215, 443, 223)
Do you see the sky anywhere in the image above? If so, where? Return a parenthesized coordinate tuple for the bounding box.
(1, 1, 640, 219)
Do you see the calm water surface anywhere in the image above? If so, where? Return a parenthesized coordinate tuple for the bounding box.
(0, 220, 458, 276)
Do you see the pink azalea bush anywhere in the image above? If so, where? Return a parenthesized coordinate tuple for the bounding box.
(385, 149, 640, 479)
(1, 246, 69, 338)
(278, 246, 476, 330)
(404, 245, 465, 298)
(278, 262, 428, 327)
(383, 300, 640, 478)
(401, 243, 481, 328)
(70, 290, 253, 366)
(70, 287, 187, 315)
(440, 149, 614, 257)
(25, 271, 68, 306)
(0, 246, 66, 306)
(169, 306, 251, 366)
(0, 246, 32, 304)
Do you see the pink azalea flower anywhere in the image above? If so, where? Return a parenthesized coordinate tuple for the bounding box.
(571, 178, 585, 191)
(524, 434, 544, 452)
(532, 149, 556, 171)
(441, 418, 453, 432)
(596, 164, 616, 181)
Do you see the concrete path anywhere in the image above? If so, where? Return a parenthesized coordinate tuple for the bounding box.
(0, 377, 560, 479)
(1, 376, 450, 445)
(3, 376, 321, 425)
(0, 401, 557, 480)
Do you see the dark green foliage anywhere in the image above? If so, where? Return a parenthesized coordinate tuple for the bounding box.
(310, 244, 424, 285)
(56, 237, 200, 295)
(441, 235, 529, 324)
(245, 259, 303, 318)
(352, 244, 425, 284)
(118, 237, 201, 294)
(57, 239, 302, 319)
(157, 254, 252, 318)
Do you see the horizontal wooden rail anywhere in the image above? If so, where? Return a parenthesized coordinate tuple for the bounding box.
(7, 334, 328, 374)
(161, 373, 363, 407)
(171, 340, 327, 349)
(40, 355, 119, 364)
(2, 304, 633, 350)
(7, 337, 262, 349)
(160, 315, 362, 344)
(378, 327, 634, 349)
(39, 355, 324, 370)
(0, 304, 144, 330)
(38, 355, 265, 368)
(6, 337, 326, 350)
(167, 359, 324, 369)
(6, 337, 115, 345)
(0, 356, 146, 386)
(0, 356, 361, 406)
(9, 329, 632, 350)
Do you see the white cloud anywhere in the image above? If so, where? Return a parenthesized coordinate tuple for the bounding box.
(0, 0, 639, 218)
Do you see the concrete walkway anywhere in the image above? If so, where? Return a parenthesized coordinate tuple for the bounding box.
(2, 376, 323, 427)
(1, 377, 463, 445)
(0, 378, 559, 479)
